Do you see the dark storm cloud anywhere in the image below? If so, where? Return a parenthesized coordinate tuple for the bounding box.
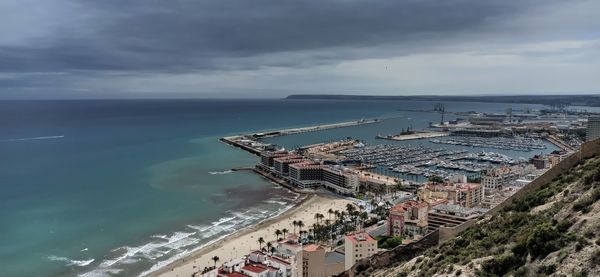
(0, 0, 524, 73)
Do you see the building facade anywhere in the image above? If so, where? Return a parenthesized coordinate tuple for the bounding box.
(587, 116, 600, 142)
(344, 232, 377, 270)
(388, 200, 429, 239)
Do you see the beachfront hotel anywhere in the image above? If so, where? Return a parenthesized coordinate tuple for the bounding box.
(288, 163, 326, 189)
(261, 151, 360, 195)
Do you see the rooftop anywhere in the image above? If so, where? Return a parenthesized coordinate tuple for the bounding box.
(390, 200, 428, 213)
(325, 251, 345, 265)
(241, 265, 268, 274)
(226, 272, 250, 277)
(303, 244, 323, 252)
(431, 204, 488, 215)
(346, 232, 376, 244)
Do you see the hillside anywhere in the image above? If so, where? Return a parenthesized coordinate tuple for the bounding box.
(369, 155, 600, 277)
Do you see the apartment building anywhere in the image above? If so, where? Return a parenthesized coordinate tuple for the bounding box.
(388, 200, 429, 239)
(344, 232, 377, 270)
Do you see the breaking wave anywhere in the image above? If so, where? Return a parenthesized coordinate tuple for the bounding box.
(48, 255, 94, 267)
(79, 194, 298, 277)
(208, 170, 233, 175)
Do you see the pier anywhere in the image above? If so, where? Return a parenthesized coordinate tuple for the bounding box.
(220, 118, 382, 156)
(253, 118, 380, 138)
(545, 135, 577, 152)
(376, 131, 449, 141)
(220, 137, 262, 156)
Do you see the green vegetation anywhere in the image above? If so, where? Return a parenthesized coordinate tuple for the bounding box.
(377, 236, 403, 249)
(573, 187, 600, 213)
(400, 156, 600, 277)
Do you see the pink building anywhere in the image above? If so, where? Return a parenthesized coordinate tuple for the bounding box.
(388, 200, 429, 239)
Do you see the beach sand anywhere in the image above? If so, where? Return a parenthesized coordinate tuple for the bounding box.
(149, 193, 353, 277)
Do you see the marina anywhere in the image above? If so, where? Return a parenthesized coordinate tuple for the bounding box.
(429, 136, 547, 151)
(338, 144, 523, 180)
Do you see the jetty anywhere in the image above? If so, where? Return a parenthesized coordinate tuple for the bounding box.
(376, 131, 449, 141)
(220, 118, 382, 156)
(253, 118, 380, 138)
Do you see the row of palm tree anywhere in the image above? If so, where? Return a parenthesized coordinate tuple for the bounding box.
(291, 220, 305, 235)
(274, 228, 289, 241)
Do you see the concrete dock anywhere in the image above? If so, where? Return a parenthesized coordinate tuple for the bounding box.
(376, 131, 449, 141)
(220, 118, 382, 156)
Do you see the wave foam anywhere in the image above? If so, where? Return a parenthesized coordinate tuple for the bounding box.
(84, 200, 297, 277)
(48, 255, 94, 267)
(208, 170, 232, 175)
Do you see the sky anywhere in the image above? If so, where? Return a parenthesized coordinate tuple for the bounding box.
(0, 0, 599, 99)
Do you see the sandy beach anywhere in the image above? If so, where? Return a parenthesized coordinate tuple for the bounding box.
(149, 193, 354, 277)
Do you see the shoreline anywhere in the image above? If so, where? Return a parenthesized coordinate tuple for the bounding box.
(145, 193, 314, 277)
(147, 193, 352, 277)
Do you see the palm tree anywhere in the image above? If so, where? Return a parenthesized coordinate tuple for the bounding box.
(395, 182, 404, 195)
(275, 229, 282, 241)
(297, 220, 305, 236)
(257, 237, 265, 250)
(292, 220, 298, 234)
(324, 219, 332, 243)
(346, 203, 355, 215)
(270, 246, 276, 256)
(282, 228, 289, 239)
(318, 213, 325, 223)
(266, 242, 273, 254)
(429, 175, 444, 185)
(328, 208, 334, 220)
(211, 256, 220, 268)
(359, 212, 368, 230)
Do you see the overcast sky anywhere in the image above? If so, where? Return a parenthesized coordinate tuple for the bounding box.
(1, 0, 599, 99)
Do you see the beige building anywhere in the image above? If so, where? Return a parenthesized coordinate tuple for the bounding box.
(297, 244, 326, 277)
(344, 232, 377, 270)
(418, 183, 483, 208)
(294, 244, 345, 277)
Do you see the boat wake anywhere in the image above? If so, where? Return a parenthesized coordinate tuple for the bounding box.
(48, 255, 94, 267)
(3, 135, 64, 142)
(208, 170, 233, 175)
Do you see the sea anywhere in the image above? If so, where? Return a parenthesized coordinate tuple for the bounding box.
(0, 99, 560, 277)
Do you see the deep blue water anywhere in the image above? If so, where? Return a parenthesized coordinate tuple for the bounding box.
(0, 99, 556, 276)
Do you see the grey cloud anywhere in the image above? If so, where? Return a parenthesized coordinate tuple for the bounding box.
(0, 0, 528, 73)
(0, 0, 599, 98)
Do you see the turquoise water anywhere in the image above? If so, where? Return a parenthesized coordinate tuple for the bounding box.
(0, 99, 556, 276)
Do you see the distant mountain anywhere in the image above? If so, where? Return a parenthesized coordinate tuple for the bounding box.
(285, 94, 600, 107)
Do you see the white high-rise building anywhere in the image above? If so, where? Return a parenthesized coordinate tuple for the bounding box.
(588, 116, 600, 142)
